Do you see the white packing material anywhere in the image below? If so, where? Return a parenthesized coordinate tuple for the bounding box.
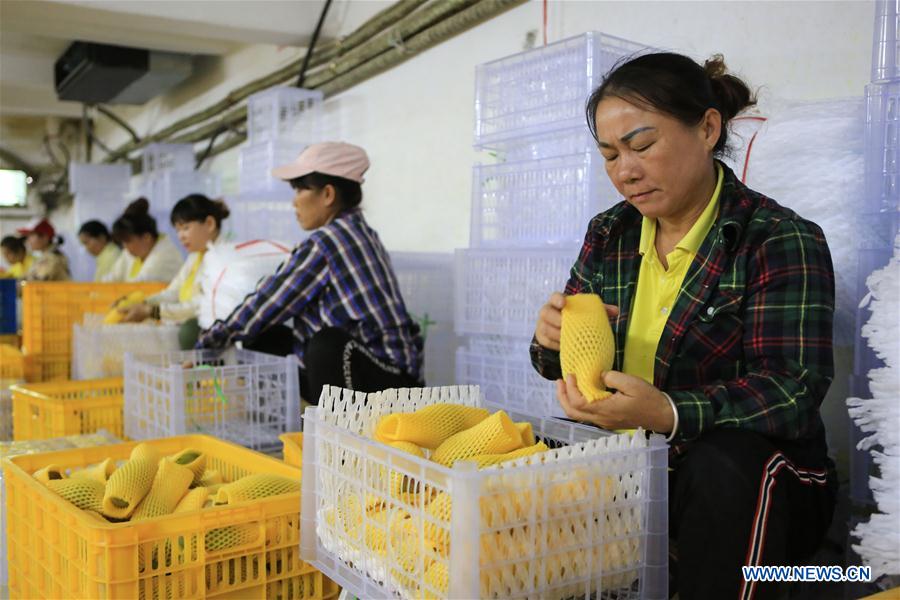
(847, 232, 900, 579)
(198, 240, 292, 329)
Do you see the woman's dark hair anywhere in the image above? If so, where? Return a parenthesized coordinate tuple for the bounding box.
(112, 198, 158, 243)
(586, 52, 757, 156)
(1, 235, 26, 256)
(78, 220, 111, 240)
(289, 172, 363, 210)
(170, 194, 230, 228)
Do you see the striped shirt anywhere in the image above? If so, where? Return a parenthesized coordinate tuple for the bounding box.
(197, 209, 424, 379)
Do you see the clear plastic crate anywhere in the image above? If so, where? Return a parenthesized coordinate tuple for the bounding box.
(471, 148, 618, 247)
(474, 32, 649, 148)
(872, 0, 900, 83)
(239, 138, 307, 193)
(68, 162, 131, 196)
(247, 87, 324, 144)
(300, 385, 669, 600)
(456, 335, 562, 419)
(0, 379, 15, 439)
(864, 82, 900, 213)
(72, 315, 181, 380)
(0, 429, 120, 589)
(72, 190, 130, 225)
(140, 169, 221, 214)
(141, 142, 195, 174)
(455, 247, 576, 337)
(227, 189, 310, 246)
(488, 126, 597, 161)
(124, 348, 301, 451)
(390, 253, 459, 386)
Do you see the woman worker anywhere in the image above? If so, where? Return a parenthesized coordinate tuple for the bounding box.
(117, 194, 230, 349)
(0, 236, 33, 278)
(104, 198, 183, 283)
(196, 141, 424, 405)
(16, 218, 70, 281)
(531, 53, 836, 599)
(78, 220, 122, 281)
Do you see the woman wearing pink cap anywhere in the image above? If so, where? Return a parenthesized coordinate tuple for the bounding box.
(197, 142, 425, 404)
(16, 217, 70, 281)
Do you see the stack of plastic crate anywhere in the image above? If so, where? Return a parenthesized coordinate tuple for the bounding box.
(849, 0, 900, 508)
(229, 87, 324, 246)
(456, 33, 647, 417)
(138, 143, 220, 246)
(67, 162, 131, 280)
(389, 252, 459, 385)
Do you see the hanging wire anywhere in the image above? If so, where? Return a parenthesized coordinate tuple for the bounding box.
(297, 0, 333, 87)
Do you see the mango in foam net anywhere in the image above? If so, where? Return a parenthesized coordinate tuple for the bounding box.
(375, 403, 489, 449)
(170, 448, 206, 485)
(46, 477, 106, 513)
(430, 410, 524, 467)
(132, 458, 194, 520)
(102, 443, 159, 519)
(103, 291, 146, 324)
(560, 293, 616, 402)
(71, 457, 116, 484)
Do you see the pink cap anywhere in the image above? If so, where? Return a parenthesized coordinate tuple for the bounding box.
(17, 217, 55, 239)
(272, 142, 370, 183)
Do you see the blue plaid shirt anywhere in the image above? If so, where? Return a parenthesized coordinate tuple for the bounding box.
(197, 209, 424, 379)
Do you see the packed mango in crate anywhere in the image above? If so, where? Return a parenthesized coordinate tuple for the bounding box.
(30, 441, 299, 549)
(323, 402, 643, 598)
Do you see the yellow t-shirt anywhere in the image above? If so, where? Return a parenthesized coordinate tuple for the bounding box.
(93, 243, 121, 282)
(5, 255, 34, 279)
(178, 252, 204, 303)
(623, 164, 724, 384)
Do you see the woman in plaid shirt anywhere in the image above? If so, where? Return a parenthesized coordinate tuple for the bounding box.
(531, 53, 836, 599)
(197, 142, 424, 405)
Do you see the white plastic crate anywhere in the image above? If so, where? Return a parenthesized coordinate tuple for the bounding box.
(0, 430, 120, 588)
(123, 348, 301, 451)
(456, 335, 562, 418)
(864, 82, 900, 213)
(247, 87, 324, 144)
(390, 253, 459, 386)
(72, 190, 130, 227)
(872, 0, 900, 83)
(68, 162, 130, 196)
(227, 189, 310, 246)
(0, 379, 15, 439)
(239, 138, 307, 193)
(474, 32, 649, 148)
(300, 385, 668, 600)
(72, 315, 181, 379)
(140, 169, 222, 214)
(455, 247, 576, 337)
(141, 142, 195, 174)
(471, 147, 618, 247)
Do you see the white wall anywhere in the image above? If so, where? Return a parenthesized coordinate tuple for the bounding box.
(83, 0, 873, 253)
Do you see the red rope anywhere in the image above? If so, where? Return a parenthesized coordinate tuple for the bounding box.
(731, 116, 768, 184)
(542, 0, 548, 45)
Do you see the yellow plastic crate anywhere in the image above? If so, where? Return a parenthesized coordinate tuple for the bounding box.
(11, 377, 124, 441)
(280, 432, 303, 468)
(21, 281, 165, 359)
(3, 434, 339, 599)
(0, 333, 19, 347)
(1, 344, 24, 380)
(22, 352, 69, 383)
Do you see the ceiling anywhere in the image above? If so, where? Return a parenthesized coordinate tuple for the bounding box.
(0, 0, 377, 119)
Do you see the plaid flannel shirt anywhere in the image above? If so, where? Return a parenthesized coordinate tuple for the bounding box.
(531, 163, 835, 462)
(198, 209, 424, 380)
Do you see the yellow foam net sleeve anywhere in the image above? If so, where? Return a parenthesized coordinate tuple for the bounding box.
(102, 443, 160, 519)
(173, 487, 210, 513)
(471, 441, 549, 469)
(33, 464, 66, 482)
(214, 473, 300, 505)
(197, 469, 223, 487)
(381, 440, 426, 501)
(430, 410, 524, 467)
(375, 404, 490, 449)
(71, 458, 116, 484)
(560, 293, 615, 402)
(424, 561, 448, 599)
(515, 422, 535, 446)
(46, 478, 106, 512)
(170, 448, 206, 485)
(103, 291, 146, 324)
(132, 458, 194, 520)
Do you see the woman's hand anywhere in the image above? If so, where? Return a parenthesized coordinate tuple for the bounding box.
(535, 292, 619, 351)
(120, 303, 153, 323)
(557, 371, 675, 434)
